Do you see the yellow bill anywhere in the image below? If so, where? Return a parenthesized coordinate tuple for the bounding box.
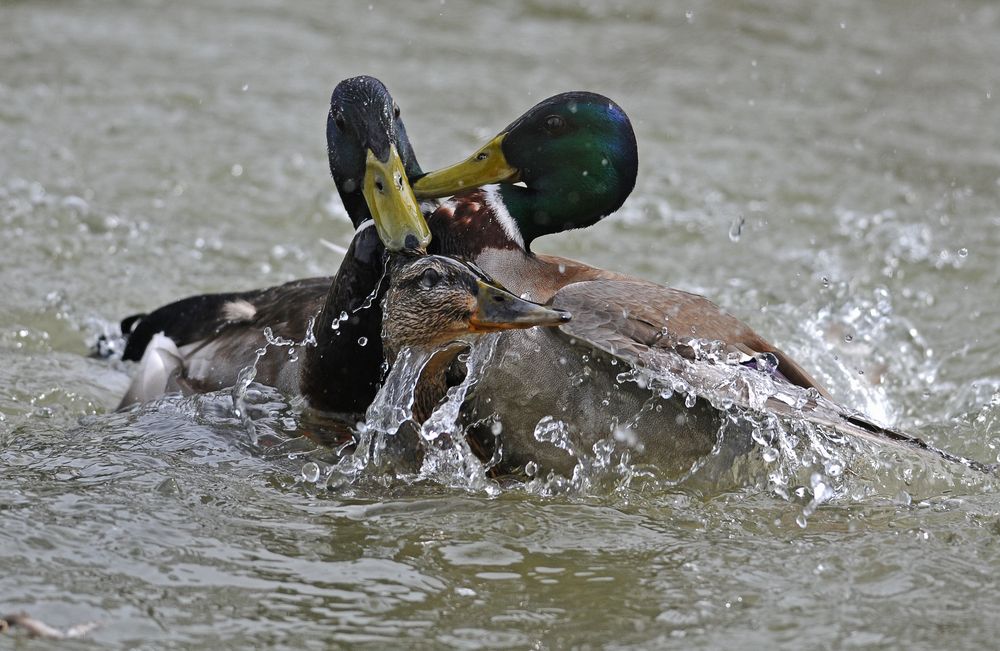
(412, 134, 519, 199)
(363, 144, 431, 252)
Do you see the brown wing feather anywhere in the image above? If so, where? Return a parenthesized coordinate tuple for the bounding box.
(550, 278, 828, 392)
(547, 279, 991, 471)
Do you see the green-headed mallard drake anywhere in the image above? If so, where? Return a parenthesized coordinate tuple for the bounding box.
(117, 75, 430, 413)
(400, 92, 990, 478)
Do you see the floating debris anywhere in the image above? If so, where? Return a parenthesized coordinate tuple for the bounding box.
(0, 612, 99, 639)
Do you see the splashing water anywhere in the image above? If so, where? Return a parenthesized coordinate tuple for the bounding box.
(343, 345, 435, 477)
(364, 346, 431, 434)
(231, 320, 317, 443)
(317, 335, 504, 493)
(416, 334, 502, 494)
(215, 280, 990, 507)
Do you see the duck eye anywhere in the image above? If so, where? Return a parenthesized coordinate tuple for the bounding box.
(543, 114, 566, 134)
(392, 102, 401, 119)
(419, 268, 441, 289)
(334, 112, 346, 131)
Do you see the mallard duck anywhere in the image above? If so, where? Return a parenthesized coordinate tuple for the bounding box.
(413, 90, 822, 390)
(117, 75, 430, 413)
(114, 83, 640, 415)
(381, 253, 570, 423)
(401, 92, 990, 477)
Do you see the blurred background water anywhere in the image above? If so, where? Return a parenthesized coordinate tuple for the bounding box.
(2, 0, 1000, 648)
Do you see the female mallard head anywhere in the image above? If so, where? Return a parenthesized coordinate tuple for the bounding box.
(412, 91, 638, 247)
(382, 254, 571, 356)
(327, 75, 429, 250)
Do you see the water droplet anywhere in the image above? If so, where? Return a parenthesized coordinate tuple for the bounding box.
(301, 462, 321, 483)
(613, 426, 644, 452)
(684, 393, 697, 409)
(821, 276, 830, 288)
(796, 513, 808, 528)
(241, 84, 249, 92)
(684, 9, 694, 23)
(753, 352, 779, 374)
(762, 447, 778, 463)
(958, 247, 968, 258)
(357, 336, 368, 347)
(844, 334, 854, 342)
(230, 164, 243, 177)
(728, 214, 745, 242)
(525, 461, 538, 476)
(533, 416, 574, 453)
(490, 421, 503, 435)
(810, 473, 829, 502)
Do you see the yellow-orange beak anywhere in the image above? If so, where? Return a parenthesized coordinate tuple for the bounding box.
(363, 144, 431, 251)
(412, 133, 519, 199)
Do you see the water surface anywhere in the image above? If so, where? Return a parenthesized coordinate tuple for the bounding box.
(3, 0, 1000, 648)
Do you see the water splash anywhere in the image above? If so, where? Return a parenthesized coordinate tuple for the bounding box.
(416, 334, 502, 494)
(318, 335, 503, 493)
(364, 346, 432, 436)
(217, 280, 989, 508)
(231, 319, 317, 443)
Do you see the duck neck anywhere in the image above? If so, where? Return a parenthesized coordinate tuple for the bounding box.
(300, 224, 388, 414)
(337, 187, 372, 229)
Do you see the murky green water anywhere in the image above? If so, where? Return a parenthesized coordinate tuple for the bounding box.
(3, 0, 1000, 647)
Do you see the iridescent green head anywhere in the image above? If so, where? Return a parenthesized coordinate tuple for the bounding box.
(414, 92, 638, 246)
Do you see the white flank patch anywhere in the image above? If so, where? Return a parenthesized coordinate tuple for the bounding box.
(221, 299, 257, 323)
(119, 332, 183, 407)
(482, 184, 524, 249)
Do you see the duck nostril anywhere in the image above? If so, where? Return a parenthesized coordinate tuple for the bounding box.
(476, 152, 489, 161)
(374, 178, 384, 192)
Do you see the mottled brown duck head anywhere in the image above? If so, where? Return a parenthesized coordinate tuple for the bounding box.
(382, 254, 571, 356)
